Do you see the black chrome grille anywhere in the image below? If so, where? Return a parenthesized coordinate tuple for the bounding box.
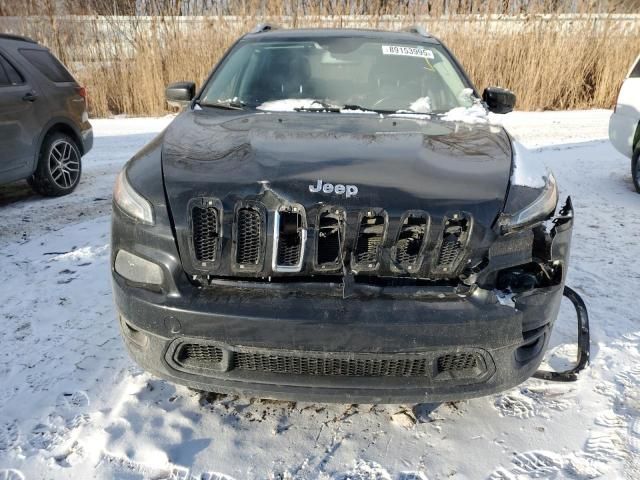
(394, 215, 428, 267)
(236, 207, 262, 266)
(233, 351, 429, 377)
(186, 198, 473, 279)
(436, 353, 478, 373)
(353, 213, 385, 266)
(191, 205, 220, 262)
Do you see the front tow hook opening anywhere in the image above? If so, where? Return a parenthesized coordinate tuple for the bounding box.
(534, 286, 590, 382)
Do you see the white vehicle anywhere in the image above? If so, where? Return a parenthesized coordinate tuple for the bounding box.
(609, 54, 640, 193)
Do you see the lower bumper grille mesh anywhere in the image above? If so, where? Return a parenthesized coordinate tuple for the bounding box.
(233, 351, 429, 377)
(173, 343, 489, 381)
(436, 353, 478, 373)
(177, 344, 224, 366)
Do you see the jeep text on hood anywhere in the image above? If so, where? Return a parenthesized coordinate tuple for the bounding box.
(111, 27, 574, 403)
(308, 180, 358, 198)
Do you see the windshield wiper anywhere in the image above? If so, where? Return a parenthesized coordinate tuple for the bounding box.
(294, 101, 393, 114)
(294, 100, 340, 113)
(341, 104, 394, 114)
(196, 99, 247, 110)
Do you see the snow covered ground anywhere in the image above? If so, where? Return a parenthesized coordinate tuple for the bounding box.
(0, 109, 638, 480)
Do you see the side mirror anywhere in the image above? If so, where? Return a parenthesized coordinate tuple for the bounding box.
(165, 81, 195, 107)
(482, 87, 516, 114)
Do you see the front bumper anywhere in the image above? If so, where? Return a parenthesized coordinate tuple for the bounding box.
(111, 196, 573, 404)
(113, 274, 564, 403)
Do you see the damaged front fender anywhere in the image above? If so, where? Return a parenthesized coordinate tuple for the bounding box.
(547, 196, 574, 273)
(497, 196, 589, 381)
(472, 196, 574, 291)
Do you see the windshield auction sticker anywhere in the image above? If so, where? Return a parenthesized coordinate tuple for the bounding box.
(382, 45, 435, 59)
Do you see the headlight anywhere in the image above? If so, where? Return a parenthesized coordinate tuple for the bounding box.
(497, 141, 559, 233)
(113, 170, 154, 224)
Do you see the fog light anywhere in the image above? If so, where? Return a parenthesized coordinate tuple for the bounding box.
(120, 315, 149, 348)
(115, 249, 163, 286)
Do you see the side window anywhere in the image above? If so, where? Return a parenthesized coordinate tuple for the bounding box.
(19, 48, 74, 83)
(0, 62, 8, 86)
(0, 54, 24, 86)
(630, 56, 640, 78)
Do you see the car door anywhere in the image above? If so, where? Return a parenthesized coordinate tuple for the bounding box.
(0, 49, 39, 178)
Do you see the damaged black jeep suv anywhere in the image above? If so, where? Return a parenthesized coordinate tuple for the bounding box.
(111, 26, 573, 403)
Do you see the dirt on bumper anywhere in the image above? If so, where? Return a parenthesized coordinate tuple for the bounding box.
(113, 274, 565, 403)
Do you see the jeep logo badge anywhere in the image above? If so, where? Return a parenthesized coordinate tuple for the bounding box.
(309, 180, 358, 198)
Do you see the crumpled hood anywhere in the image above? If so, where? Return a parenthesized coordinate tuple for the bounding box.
(161, 110, 512, 228)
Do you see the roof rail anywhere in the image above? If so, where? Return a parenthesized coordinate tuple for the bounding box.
(250, 23, 277, 34)
(404, 25, 431, 38)
(0, 33, 38, 44)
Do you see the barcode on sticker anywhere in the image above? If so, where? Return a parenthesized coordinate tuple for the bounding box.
(382, 45, 434, 59)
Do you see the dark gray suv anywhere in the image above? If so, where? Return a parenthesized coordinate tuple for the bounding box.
(0, 34, 92, 196)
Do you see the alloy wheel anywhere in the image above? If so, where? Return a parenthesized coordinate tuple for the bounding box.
(48, 140, 80, 189)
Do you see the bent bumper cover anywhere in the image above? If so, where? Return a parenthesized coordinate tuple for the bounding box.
(113, 276, 563, 403)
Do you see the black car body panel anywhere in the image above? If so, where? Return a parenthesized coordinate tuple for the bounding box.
(111, 28, 574, 403)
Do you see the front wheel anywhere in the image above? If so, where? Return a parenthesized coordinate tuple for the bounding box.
(29, 132, 82, 197)
(633, 151, 640, 194)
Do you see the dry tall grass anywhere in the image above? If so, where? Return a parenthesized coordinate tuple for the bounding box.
(2, 10, 638, 116)
(440, 16, 639, 111)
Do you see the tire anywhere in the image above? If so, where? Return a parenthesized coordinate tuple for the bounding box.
(633, 151, 640, 194)
(29, 132, 82, 197)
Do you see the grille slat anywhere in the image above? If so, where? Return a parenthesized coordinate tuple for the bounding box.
(354, 214, 385, 266)
(434, 214, 470, 274)
(236, 207, 263, 266)
(438, 236, 462, 266)
(394, 215, 428, 267)
(316, 210, 344, 268)
(278, 238, 302, 266)
(274, 209, 305, 271)
(191, 204, 220, 262)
